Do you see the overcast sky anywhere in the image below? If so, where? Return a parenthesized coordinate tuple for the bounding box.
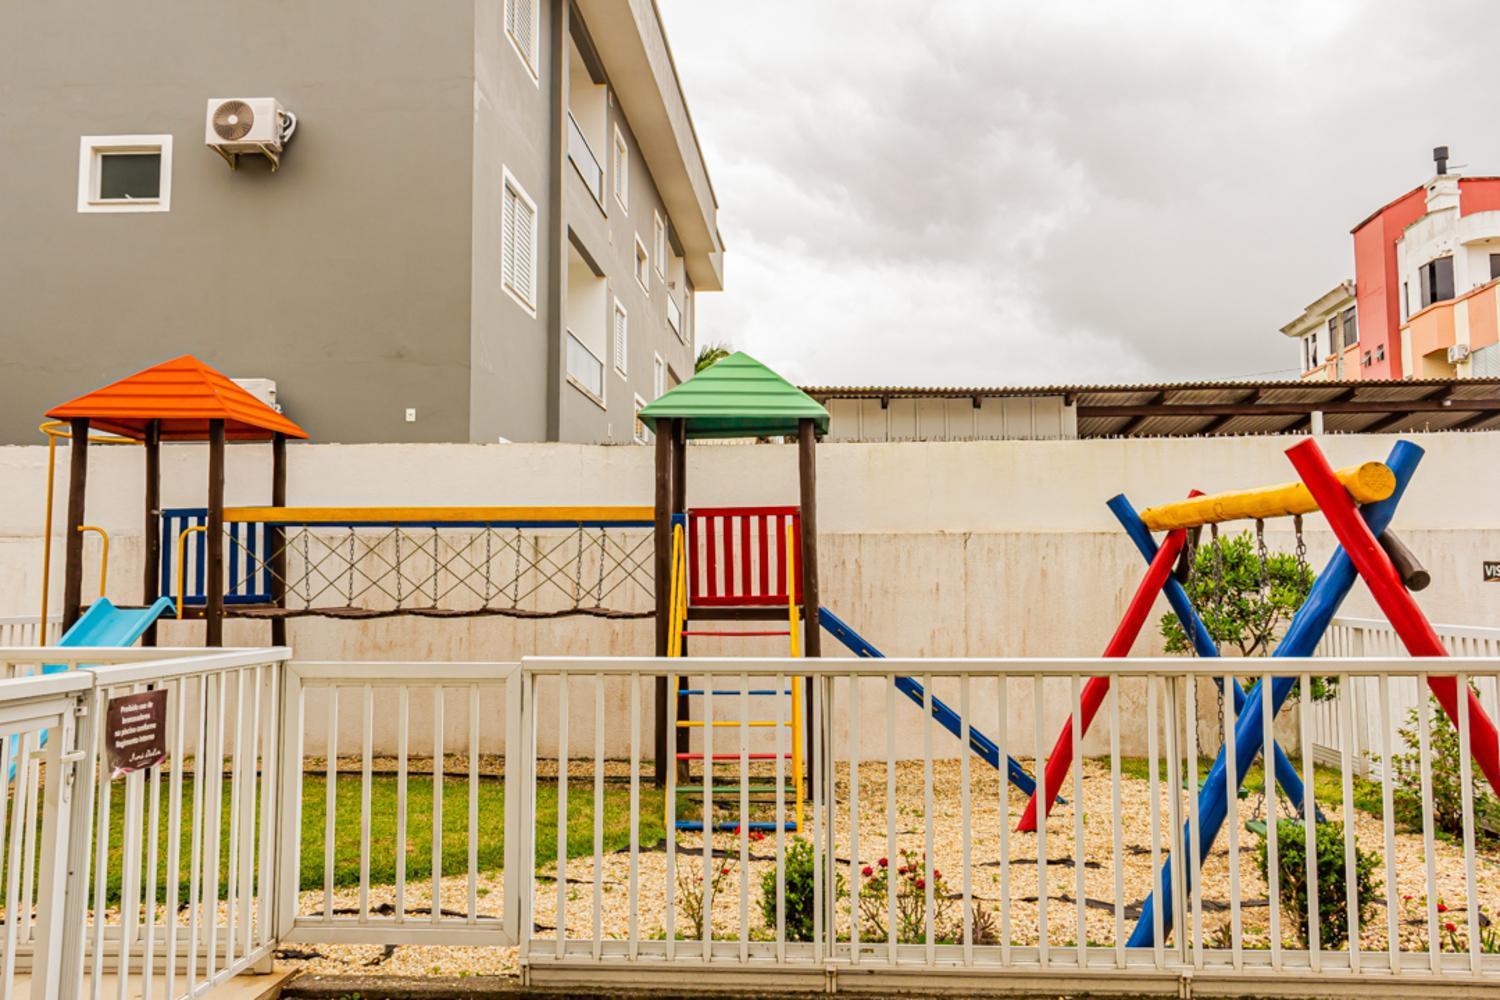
(656, 1, 1500, 387)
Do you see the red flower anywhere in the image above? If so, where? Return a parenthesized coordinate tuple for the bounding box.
(862, 865, 874, 877)
(1438, 903, 1449, 913)
(898, 866, 909, 875)
(1402, 894, 1412, 902)
(933, 870, 942, 880)
(916, 878, 926, 890)
(878, 857, 888, 868)
(1446, 922, 1458, 934)
(750, 831, 765, 842)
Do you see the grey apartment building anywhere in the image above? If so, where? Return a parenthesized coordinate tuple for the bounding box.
(0, 0, 722, 444)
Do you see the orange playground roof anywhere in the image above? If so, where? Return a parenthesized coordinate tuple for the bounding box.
(46, 355, 308, 441)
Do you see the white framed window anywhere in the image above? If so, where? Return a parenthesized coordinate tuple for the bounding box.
(505, 0, 539, 80)
(633, 394, 650, 443)
(667, 296, 682, 338)
(683, 287, 693, 343)
(612, 125, 629, 212)
(567, 331, 606, 406)
(501, 168, 538, 313)
(77, 135, 172, 213)
(653, 353, 667, 400)
(653, 212, 667, 276)
(634, 236, 649, 292)
(613, 298, 628, 377)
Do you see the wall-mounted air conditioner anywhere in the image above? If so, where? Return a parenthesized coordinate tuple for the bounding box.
(205, 98, 297, 170)
(233, 378, 281, 412)
(1448, 344, 1472, 364)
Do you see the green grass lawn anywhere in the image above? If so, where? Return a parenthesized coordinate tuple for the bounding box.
(58, 770, 665, 907)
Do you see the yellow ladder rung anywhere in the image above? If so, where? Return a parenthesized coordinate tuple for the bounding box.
(676, 720, 789, 728)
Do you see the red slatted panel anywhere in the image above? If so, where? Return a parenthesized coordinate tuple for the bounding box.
(687, 506, 801, 606)
(704, 513, 718, 601)
(740, 515, 752, 596)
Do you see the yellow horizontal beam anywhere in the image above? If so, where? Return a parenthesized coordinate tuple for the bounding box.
(676, 720, 789, 728)
(1139, 462, 1395, 531)
(223, 505, 654, 525)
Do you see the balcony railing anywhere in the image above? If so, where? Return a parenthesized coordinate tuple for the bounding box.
(567, 111, 604, 207)
(566, 330, 605, 401)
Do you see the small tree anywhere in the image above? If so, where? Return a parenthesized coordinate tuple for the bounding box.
(695, 342, 732, 373)
(1255, 819, 1379, 949)
(1390, 690, 1500, 839)
(1159, 531, 1313, 657)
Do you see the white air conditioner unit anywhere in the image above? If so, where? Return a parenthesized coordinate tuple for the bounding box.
(205, 98, 297, 170)
(232, 378, 281, 412)
(1448, 344, 1472, 364)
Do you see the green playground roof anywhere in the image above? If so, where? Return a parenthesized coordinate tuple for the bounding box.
(639, 352, 829, 439)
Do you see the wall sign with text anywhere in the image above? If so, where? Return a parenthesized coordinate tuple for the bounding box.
(1486, 561, 1500, 583)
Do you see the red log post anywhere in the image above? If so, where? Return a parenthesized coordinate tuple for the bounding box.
(1286, 438, 1500, 797)
(1017, 518, 1191, 831)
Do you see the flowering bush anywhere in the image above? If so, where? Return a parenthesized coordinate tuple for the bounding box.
(855, 849, 994, 945)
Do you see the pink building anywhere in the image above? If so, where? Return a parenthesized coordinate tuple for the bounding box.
(1285, 147, 1500, 380)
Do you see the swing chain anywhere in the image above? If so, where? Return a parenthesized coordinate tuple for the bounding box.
(1210, 523, 1224, 738)
(1293, 513, 1307, 573)
(1255, 518, 1270, 597)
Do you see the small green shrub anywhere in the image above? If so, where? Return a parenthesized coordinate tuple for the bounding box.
(758, 837, 843, 941)
(1254, 819, 1379, 949)
(1390, 691, 1500, 840)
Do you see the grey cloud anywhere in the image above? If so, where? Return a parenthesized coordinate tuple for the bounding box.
(659, 0, 1500, 384)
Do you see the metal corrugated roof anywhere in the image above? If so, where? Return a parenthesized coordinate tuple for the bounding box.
(47, 354, 309, 441)
(802, 377, 1500, 438)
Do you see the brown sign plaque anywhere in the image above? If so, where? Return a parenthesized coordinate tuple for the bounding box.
(105, 689, 168, 779)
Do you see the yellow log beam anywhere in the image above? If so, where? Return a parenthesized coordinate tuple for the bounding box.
(223, 505, 654, 524)
(1139, 462, 1395, 531)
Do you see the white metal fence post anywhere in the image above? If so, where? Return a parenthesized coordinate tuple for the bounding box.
(56, 687, 101, 1000)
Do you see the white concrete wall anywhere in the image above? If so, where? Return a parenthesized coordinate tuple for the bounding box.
(2, 433, 1497, 759)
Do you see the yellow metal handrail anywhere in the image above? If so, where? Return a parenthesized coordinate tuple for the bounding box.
(175, 525, 208, 619)
(76, 525, 109, 600)
(37, 420, 140, 624)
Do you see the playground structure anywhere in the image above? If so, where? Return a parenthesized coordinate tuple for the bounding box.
(15, 350, 1500, 995)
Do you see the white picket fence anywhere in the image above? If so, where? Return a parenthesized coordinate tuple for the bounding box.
(4, 647, 1500, 998)
(0, 616, 61, 648)
(1311, 618, 1500, 778)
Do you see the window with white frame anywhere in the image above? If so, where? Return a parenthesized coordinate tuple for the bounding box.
(501, 169, 538, 312)
(567, 332, 605, 402)
(613, 299, 628, 377)
(653, 353, 667, 400)
(633, 395, 650, 443)
(612, 125, 629, 211)
(667, 295, 682, 337)
(78, 136, 172, 213)
(634, 237, 649, 292)
(653, 213, 666, 275)
(505, 0, 539, 78)
(683, 287, 693, 343)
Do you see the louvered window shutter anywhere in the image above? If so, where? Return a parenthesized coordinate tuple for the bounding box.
(502, 185, 518, 293)
(515, 197, 535, 304)
(614, 306, 628, 374)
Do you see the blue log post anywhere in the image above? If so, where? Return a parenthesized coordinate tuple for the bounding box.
(1107, 494, 1310, 812)
(1125, 439, 1424, 948)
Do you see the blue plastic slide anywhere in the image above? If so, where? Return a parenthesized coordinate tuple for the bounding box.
(8, 597, 175, 778)
(818, 607, 1039, 797)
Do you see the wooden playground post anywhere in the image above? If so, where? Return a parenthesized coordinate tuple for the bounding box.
(141, 420, 162, 646)
(205, 419, 226, 647)
(671, 419, 690, 778)
(270, 432, 289, 648)
(653, 418, 675, 787)
(61, 417, 90, 632)
(797, 418, 822, 794)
